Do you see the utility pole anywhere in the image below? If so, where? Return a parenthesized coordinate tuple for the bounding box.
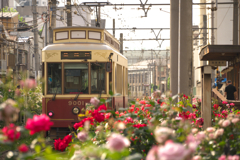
(178, 0, 192, 111)
(170, 0, 179, 97)
(49, 0, 56, 43)
(165, 50, 169, 92)
(113, 19, 115, 37)
(120, 33, 123, 54)
(67, 0, 72, 26)
(32, 0, 39, 78)
(159, 57, 162, 92)
(233, 0, 238, 45)
(43, 12, 48, 47)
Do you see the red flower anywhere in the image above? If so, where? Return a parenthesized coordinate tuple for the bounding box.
(92, 109, 105, 123)
(133, 124, 147, 128)
(125, 117, 134, 123)
(73, 117, 94, 130)
(192, 104, 197, 109)
(25, 114, 54, 135)
(54, 135, 72, 152)
(230, 134, 234, 140)
(2, 124, 21, 141)
(105, 113, 111, 119)
(196, 118, 204, 126)
(213, 104, 219, 110)
(98, 104, 107, 111)
(139, 100, 146, 105)
(183, 94, 188, 99)
(119, 112, 125, 117)
(18, 144, 29, 153)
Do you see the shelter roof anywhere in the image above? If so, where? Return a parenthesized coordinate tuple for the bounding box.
(199, 45, 240, 61)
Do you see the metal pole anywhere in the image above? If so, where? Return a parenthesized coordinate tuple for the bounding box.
(28, 40, 30, 75)
(165, 50, 168, 92)
(1, 44, 3, 72)
(120, 33, 123, 54)
(211, 1, 214, 45)
(67, 0, 72, 26)
(49, 0, 56, 43)
(16, 41, 18, 75)
(32, 0, 39, 78)
(159, 58, 162, 92)
(113, 19, 115, 37)
(178, 0, 192, 110)
(170, 0, 179, 97)
(233, 0, 238, 45)
(44, 15, 47, 47)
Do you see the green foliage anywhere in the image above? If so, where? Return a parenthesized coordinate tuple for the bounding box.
(1, 7, 25, 22)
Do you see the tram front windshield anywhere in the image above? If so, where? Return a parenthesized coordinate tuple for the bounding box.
(64, 63, 89, 94)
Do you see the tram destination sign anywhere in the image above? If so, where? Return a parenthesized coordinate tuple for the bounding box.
(61, 51, 91, 59)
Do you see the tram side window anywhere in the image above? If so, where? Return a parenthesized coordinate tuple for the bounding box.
(47, 63, 62, 94)
(91, 63, 106, 94)
(64, 63, 89, 94)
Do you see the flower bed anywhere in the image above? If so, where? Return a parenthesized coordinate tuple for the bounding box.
(1, 78, 240, 160)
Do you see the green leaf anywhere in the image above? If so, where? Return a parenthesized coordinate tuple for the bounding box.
(105, 99, 112, 103)
(109, 90, 114, 96)
(130, 101, 136, 104)
(100, 99, 106, 103)
(149, 101, 155, 106)
(35, 144, 41, 154)
(99, 110, 106, 113)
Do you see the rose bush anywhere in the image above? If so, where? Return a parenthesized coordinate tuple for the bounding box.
(1, 72, 240, 160)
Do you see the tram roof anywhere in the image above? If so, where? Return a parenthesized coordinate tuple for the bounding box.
(42, 43, 127, 60)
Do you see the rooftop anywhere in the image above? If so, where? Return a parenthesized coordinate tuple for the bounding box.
(0, 12, 19, 18)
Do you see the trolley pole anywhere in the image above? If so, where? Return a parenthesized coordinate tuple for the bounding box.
(67, 0, 72, 26)
(33, 0, 39, 78)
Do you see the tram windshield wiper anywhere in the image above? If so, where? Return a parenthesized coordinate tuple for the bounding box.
(52, 84, 60, 101)
(74, 89, 80, 100)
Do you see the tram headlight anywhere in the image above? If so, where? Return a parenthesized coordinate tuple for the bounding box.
(48, 111, 54, 117)
(72, 107, 80, 115)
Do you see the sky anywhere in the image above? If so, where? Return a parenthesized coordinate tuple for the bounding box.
(59, 0, 200, 50)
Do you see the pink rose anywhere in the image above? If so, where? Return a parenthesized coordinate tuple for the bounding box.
(208, 133, 215, 139)
(214, 128, 224, 138)
(218, 155, 226, 160)
(192, 155, 202, 160)
(154, 127, 174, 143)
(77, 131, 88, 142)
(232, 118, 239, 124)
(25, 114, 54, 135)
(228, 155, 239, 160)
(222, 101, 228, 105)
(90, 97, 100, 107)
(24, 79, 37, 89)
(146, 146, 158, 160)
(192, 128, 198, 134)
(230, 103, 235, 106)
(196, 131, 205, 141)
(157, 142, 190, 160)
(107, 133, 130, 151)
(206, 127, 215, 133)
(222, 120, 231, 127)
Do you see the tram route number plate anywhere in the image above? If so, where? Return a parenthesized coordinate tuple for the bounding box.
(68, 101, 85, 106)
(61, 51, 91, 59)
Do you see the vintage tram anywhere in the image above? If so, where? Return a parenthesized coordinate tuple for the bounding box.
(41, 26, 128, 136)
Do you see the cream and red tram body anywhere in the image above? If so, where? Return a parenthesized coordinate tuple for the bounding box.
(42, 27, 128, 130)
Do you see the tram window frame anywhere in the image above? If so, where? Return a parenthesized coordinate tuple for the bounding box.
(55, 31, 69, 41)
(63, 62, 89, 94)
(90, 62, 107, 94)
(47, 63, 62, 94)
